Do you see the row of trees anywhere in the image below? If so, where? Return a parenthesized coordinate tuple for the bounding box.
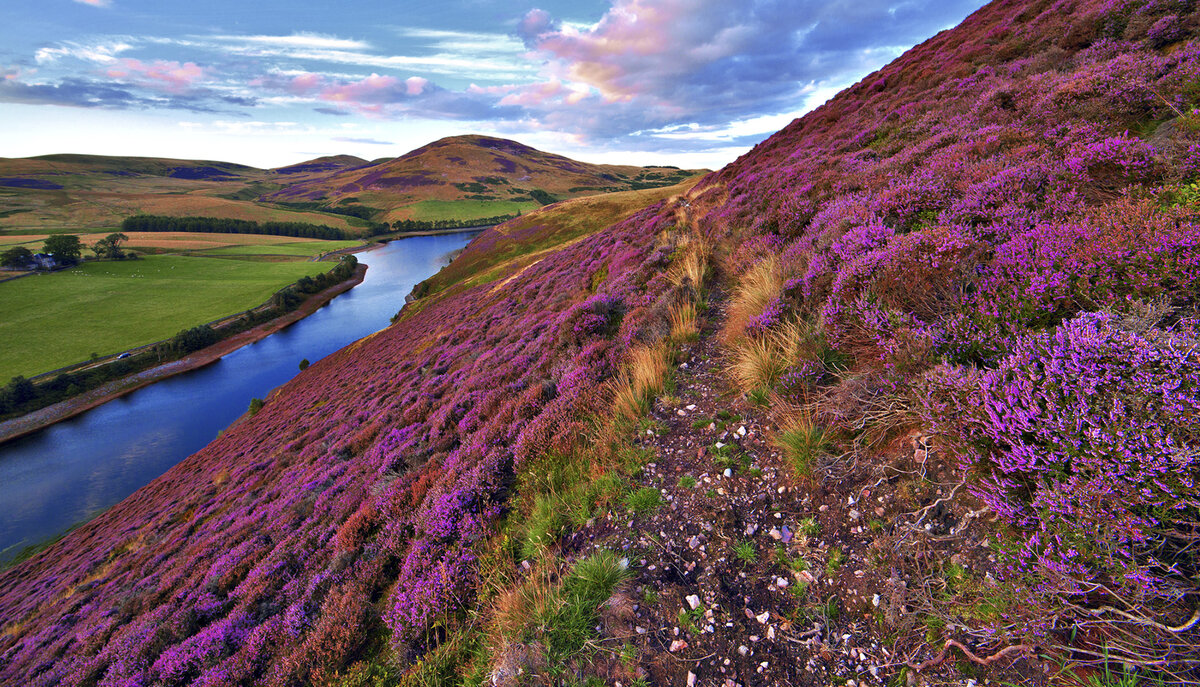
(389, 214, 517, 232)
(121, 215, 348, 240)
(0, 233, 130, 269)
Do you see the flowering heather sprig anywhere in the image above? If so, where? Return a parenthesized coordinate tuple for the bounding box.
(934, 312, 1200, 608)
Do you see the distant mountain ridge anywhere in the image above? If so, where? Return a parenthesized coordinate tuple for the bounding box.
(261, 134, 702, 222)
(0, 138, 705, 232)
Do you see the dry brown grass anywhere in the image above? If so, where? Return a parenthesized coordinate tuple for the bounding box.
(668, 301, 699, 343)
(75, 231, 320, 251)
(727, 319, 813, 392)
(723, 256, 782, 341)
(611, 344, 671, 421)
(667, 234, 711, 297)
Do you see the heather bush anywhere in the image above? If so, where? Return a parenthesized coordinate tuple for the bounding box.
(927, 310, 1200, 655)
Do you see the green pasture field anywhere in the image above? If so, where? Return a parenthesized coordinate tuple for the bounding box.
(0, 254, 333, 380)
(194, 240, 360, 257)
(403, 199, 539, 222)
(0, 235, 45, 247)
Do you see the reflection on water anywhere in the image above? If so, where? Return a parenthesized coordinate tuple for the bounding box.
(0, 231, 479, 564)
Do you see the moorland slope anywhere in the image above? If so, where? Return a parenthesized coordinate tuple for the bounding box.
(2, 0, 1199, 685)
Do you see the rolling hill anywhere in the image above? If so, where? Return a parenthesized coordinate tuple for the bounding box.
(0, 138, 704, 235)
(261, 134, 702, 222)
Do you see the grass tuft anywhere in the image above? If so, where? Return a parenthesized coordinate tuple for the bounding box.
(773, 411, 829, 478)
(724, 256, 781, 340)
(611, 345, 671, 421)
(732, 540, 757, 563)
(669, 300, 700, 343)
(624, 487, 663, 514)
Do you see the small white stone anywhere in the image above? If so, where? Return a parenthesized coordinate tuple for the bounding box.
(723, 468, 732, 478)
(738, 645, 749, 656)
(670, 639, 688, 652)
(686, 404, 697, 410)
(686, 594, 702, 610)
(737, 426, 747, 437)
(715, 441, 726, 449)
(776, 577, 788, 588)
(687, 671, 697, 687)
(872, 593, 880, 607)
(756, 611, 771, 624)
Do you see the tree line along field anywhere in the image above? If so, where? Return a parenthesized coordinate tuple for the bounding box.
(0, 234, 357, 380)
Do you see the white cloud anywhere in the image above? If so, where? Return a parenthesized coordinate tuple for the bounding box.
(207, 33, 372, 51)
(35, 40, 133, 65)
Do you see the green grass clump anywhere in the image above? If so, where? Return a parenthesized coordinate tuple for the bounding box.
(732, 540, 757, 563)
(540, 552, 631, 666)
(826, 546, 845, 575)
(624, 487, 662, 514)
(773, 415, 829, 478)
(773, 544, 808, 573)
(797, 517, 819, 537)
(516, 453, 623, 559)
(678, 475, 697, 489)
(747, 387, 771, 407)
(677, 603, 704, 634)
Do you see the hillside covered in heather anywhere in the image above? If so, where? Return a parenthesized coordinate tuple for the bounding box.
(3, 0, 1200, 685)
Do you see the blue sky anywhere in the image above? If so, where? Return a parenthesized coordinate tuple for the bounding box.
(1, 0, 987, 169)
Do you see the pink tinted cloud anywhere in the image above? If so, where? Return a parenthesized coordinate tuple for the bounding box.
(526, 0, 746, 102)
(319, 73, 398, 103)
(107, 59, 206, 92)
(289, 72, 323, 94)
(73, 0, 113, 7)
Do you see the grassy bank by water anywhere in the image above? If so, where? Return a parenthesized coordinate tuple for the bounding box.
(0, 254, 333, 380)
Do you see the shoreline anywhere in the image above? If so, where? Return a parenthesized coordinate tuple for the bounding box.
(0, 263, 368, 446)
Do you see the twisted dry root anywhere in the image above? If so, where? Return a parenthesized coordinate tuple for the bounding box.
(907, 639, 1035, 672)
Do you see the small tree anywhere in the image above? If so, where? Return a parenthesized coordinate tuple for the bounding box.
(1, 246, 33, 268)
(42, 234, 82, 265)
(91, 232, 128, 260)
